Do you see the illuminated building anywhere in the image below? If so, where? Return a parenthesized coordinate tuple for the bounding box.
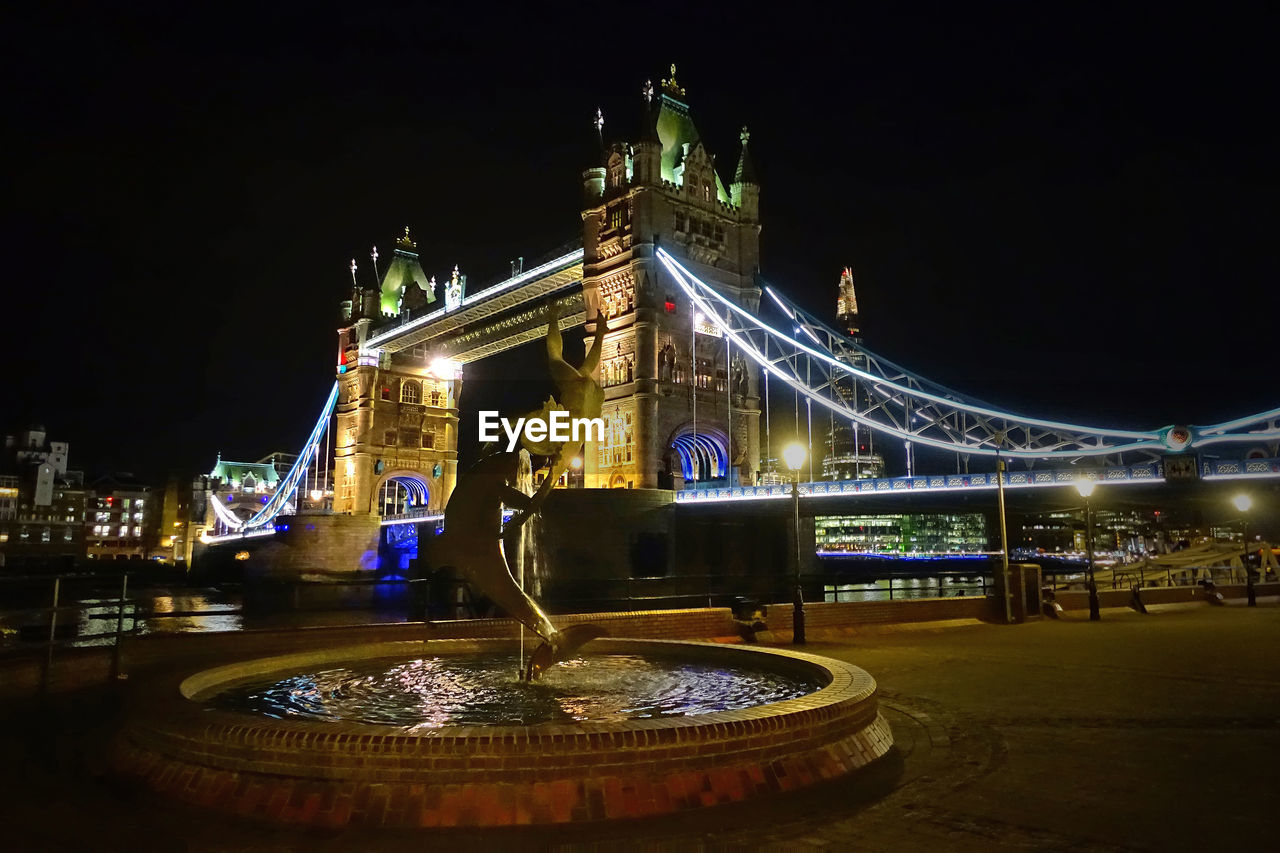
(0, 426, 87, 570)
(821, 268, 884, 481)
(334, 227, 461, 514)
(836, 266, 860, 337)
(580, 68, 762, 489)
(204, 455, 287, 536)
(85, 474, 154, 561)
(821, 423, 885, 481)
(153, 473, 208, 567)
(815, 513, 988, 554)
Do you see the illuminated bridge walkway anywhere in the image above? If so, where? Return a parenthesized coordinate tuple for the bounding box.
(676, 457, 1280, 505)
(656, 249, 1280, 464)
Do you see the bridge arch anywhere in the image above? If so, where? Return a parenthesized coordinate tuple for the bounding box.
(367, 469, 434, 516)
(667, 425, 729, 485)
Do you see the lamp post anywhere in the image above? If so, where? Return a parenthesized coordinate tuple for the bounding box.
(995, 450, 1012, 623)
(1233, 493, 1254, 606)
(783, 441, 807, 644)
(1075, 480, 1101, 621)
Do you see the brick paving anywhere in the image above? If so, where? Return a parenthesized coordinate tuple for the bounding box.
(0, 600, 1276, 850)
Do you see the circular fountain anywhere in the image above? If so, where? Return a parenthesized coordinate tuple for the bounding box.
(112, 638, 893, 827)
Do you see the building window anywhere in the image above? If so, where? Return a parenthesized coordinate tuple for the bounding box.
(133, 526, 141, 537)
(384, 430, 397, 446)
(398, 430, 419, 448)
(381, 384, 393, 401)
(122, 499, 132, 510)
(41, 527, 51, 543)
(401, 380, 421, 404)
(422, 431, 436, 450)
(429, 389, 442, 407)
(119, 525, 129, 538)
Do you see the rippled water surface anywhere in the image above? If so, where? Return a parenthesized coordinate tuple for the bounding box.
(211, 653, 819, 728)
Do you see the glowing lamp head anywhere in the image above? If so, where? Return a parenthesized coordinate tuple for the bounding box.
(1232, 494, 1252, 513)
(428, 357, 461, 381)
(782, 442, 807, 472)
(309, 489, 323, 502)
(1074, 480, 1096, 498)
(570, 456, 583, 470)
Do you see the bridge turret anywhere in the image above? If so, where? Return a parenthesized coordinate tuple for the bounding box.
(632, 80, 662, 186)
(379, 227, 435, 316)
(579, 66, 762, 490)
(730, 126, 760, 222)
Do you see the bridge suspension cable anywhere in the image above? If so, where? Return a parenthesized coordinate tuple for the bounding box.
(656, 249, 1279, 461)
(210, 382, 339, 533)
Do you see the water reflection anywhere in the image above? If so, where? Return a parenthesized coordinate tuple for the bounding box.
(213, 653, 818, 728)
(823, 575, 993, 602)
(71, 590, 243, 646)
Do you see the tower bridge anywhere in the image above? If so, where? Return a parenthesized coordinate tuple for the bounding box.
(197, 69, 1279, 581)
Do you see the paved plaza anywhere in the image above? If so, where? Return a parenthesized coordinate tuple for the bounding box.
(1, 601, 1276, 851)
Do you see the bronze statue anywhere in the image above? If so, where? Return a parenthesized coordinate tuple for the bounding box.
(431, 306, 609, 680)
(517, 304, 608, 505)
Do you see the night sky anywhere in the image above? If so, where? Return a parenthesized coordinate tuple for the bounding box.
(5, 4, 1276, 481)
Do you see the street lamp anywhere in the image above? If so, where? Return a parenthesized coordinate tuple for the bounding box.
(1075, 480, 1101, 621)
(1233, 493, 1255, 606)
(783, 441, 807, 644)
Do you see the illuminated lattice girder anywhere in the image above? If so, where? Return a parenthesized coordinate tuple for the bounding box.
(656, 249, 1280, 462)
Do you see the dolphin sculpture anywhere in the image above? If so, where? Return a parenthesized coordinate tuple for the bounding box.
(431, 451, 605, 680)
(429, 307, 610, 680)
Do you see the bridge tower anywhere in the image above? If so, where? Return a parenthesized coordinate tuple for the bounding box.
(582, 67, 762, 489)
(332, 229, 461, 516)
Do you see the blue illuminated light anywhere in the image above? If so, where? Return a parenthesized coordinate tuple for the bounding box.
(671, 433, 727, 480)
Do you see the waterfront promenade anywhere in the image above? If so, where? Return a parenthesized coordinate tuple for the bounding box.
(0, 599, 1275, 850)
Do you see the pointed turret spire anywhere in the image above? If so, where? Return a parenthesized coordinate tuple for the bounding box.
(639, 79, 661, 145)
(380, 227, 434, 314)
(591, 107, 607, 167)
(730, 126, 761, 218)
(734, 126, 758, 185)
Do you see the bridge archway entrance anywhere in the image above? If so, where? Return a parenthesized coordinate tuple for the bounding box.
(369, 470, 432, 516)
(668, 425, 729, 487)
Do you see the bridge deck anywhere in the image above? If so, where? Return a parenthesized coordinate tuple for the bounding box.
(363, 248, 584, 361)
